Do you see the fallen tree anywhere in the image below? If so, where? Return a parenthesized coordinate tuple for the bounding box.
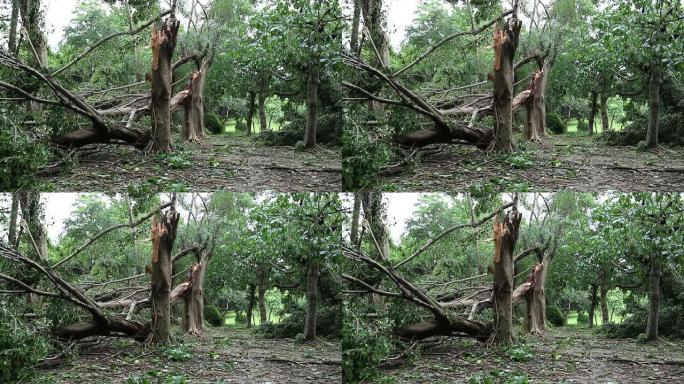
(343, 195, 543, 343)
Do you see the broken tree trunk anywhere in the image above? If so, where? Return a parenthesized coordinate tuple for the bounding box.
(183, 56, 212, 142)
(150, 15, 180, 152)
(148, 199, 180, 344)
(491, 202, 522, 344)
(490, 16, 522, 152)
(524, 57, 552, 142)
(524, 263, 547, 334)
(183, 247, 213, 335)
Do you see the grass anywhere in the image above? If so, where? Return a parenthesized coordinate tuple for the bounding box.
(223, 310, 282, 327)
(224, 119, 283, 134)
(565, 118, 624, 134)
(565, 310, 624, 326)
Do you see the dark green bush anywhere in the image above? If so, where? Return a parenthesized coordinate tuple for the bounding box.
(260, 109, 343, 147)
(234, 119, 247, 132)
(577, 119, 589, 132)
(599, 302, 684, 340)
(204, 305, 224, 327)
(205, 113, 224, 135)
(234, 311, 246, 325)
(602, 112, 684, 146)
(546, 305, 566, 327)
(576, 311, 588, 325)
(546, 113, 565, 134)
(0, 126, 49, 190)
(256, 303, 341, 339)
(342, 305, 393, 384)
(0, 304, 50, 383)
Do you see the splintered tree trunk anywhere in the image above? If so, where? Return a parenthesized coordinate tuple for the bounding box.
(647, 64, 661, 148)
(303, 259, 320, 341)
(150, 16, 180, 152)
(149, 202, 180, 344)
(183, 62, 208, 142)
(646, 258, 662, 341)
(258, 284, 268, 324)
(183, 248, 213, 335)
(491, 18, 522, 152)
(525, 263, 547, 334)
(588, 283, 598, 328)
(524, 62, 550, 142)
(246, 284, 256, 328)
(599, 92, 609, 133)
(246, 91, 256, 135)
(304, 64, 320, 148)
(491, 205, 522, 345)
(588, 92, 598, 135)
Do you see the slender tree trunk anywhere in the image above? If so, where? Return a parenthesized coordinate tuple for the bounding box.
(588, 283, 598, 328)
(9, 0, 19, 54)
(350, 193, 361, 247)
(303, 259, 320, 341)
(183, 59, 210, 141)
(599, 92, 609, 133)
(258, 283, 267, 324)
(258, 79, 268, 132)
(600, 277, 610, 325)
(19, 0, 48, 112)
(246, 91, 256, 135)
(646, 258, 662, 341)
(491, 17, 522, 152)
(588, 91, 597, 135)
(18, 191, 47, 306)
(646, 64, 661, 148)
(525, 262, 547, 334)
(246, 284, 256, 328)
(491, 204, 522, 345)
(149, 201, 180, 344)
(8, 193, 18, 246)
(150, 16, 180, 152)
(304, 64, 320, 148)
(350, 0, 361, 54)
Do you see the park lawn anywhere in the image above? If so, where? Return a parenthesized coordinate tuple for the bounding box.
(566, 118, 624, 133)
(224, 310, 282, 327)
(224, 118, 282, 134)
(565, 310, 624, 326)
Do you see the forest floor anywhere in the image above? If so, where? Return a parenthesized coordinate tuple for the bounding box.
(373, 327, 684, 383)
(37, 135, 341, 192)
(380, 135, 684, 192)
(31, 327, 341, 384)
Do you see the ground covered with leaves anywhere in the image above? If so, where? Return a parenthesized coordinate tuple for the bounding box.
(30, 327, 341, 384)
(37, 135, 341, 192)
(371, 327, 684, 383)
(380, 135, 684, 192)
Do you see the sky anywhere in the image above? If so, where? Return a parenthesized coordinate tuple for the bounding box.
(44, 0, 425, 50)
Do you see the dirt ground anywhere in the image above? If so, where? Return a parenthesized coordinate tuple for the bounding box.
(372, 327, 684, 383)
(37, 135, 341, 192)
(31, 327, 341, 384)
(380, 136, 684, 192)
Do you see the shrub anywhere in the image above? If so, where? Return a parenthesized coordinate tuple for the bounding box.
(577, 119, 589, 132)
(602, 111, 684, 146)
(546, 112, 565, 134)
(576, 311, 588, 325)
(204, 305, 224, 327)
(0, 304, 50, 383)
(0, 125, 49, 190)
(205, 113, 224, 135)
(342, 309, 393, 383)
(234, 119, 247, 132)
(546, 305, 566, 327)
(234, 311, 246, 325)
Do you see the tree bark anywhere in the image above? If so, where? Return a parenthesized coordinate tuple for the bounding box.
(588, 91, 597, 135)
(350, 193, 361, 247)
(148, 200, 180, 344)
(600, 274, 610, 325)
(646, 64, 661, 148)
(246, 283, 256, 328)
(19, 0, 48, 112)
(599, 91, 609, 133)
(303, 259, 320, 341)
(246, 91, 256, 135)
(183, 247, 212, 335)
(8, 193, 18, 246)
(524, 68, 548, 142)
(304, 64, 320, 148)
(18, 191, 47, 260)
(183, 59, 210, 142)
(646, 258, 662, 341)
(490, 17, 522, 152)
(258, 283, 268, 324)
(491, 203, 522, 344)
(150, 15, 180, 152)
(350, 0, 361, 54)
(9, 0, 19, 54)
(588, 283, 598, 328)
(258, 79, 268, 132)
(525, 262, 547, 334)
